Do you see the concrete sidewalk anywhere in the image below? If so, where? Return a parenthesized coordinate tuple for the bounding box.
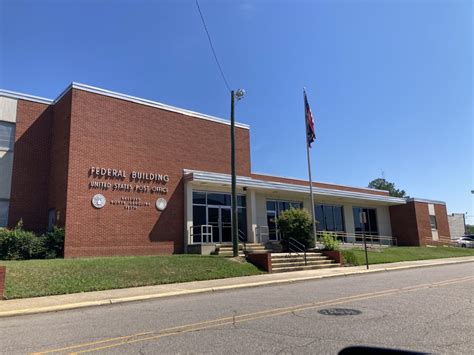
(1, 256, 473, 318)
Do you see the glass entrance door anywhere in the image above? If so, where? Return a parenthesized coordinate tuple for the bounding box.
(208, 206, 232, 243)
(221, 208, 232, 243)
(267, 211, 277, 241)
(208, 207, 220, 243)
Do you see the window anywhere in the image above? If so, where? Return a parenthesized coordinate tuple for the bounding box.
(0, 200, 8, 227)
(266, 199, 302, 215)
(207, 193, 229, 206)
(353, 207, 378, 235)
(266, 199, 303, 240)
(430, 215, 437, 230)
(192, 192, 206, 205)
(0, 122, 15, 151)
(191, 191, 247, 243)
(315, 204, 345, 232)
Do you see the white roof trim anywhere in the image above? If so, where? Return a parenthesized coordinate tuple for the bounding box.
(0, 83, 250, 129)
(70, 83, 249, 129)
(0, 89, 53, 105)
(251, 171, 386, 194)
(407, 198, 446, 206)
(184, 169, 407, 205)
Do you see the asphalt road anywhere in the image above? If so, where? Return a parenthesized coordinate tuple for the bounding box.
(1, 263, 473, 354)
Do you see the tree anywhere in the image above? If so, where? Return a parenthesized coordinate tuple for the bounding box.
(277, 208, 314, 250)
(368, 178, 408, 198)
(466, 225, 474, 235)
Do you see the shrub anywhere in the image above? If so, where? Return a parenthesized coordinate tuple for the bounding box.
(277, 208, 314, 250)
(40, 226, 65, 258)
(341, 250, 358, 266)
(0, 221, 65, 260)
(319, 232, 340, 251)
(0, 220, 44, 260)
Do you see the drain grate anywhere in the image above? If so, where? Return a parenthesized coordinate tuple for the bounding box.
(318, 308, 362, 316)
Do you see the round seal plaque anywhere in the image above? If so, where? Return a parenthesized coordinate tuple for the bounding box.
(156, 198, 167, 211)
(92, 194, 106, 209)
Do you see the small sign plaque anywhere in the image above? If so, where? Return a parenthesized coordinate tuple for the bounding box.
(156, 198, 167, 211)
(92, 194, 106, 209)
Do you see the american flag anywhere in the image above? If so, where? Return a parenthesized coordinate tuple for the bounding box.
(304, 90, 316, 147)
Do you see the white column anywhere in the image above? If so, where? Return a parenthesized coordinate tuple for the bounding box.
(344, 205, 355, 234)
(376, 206, 392, 236)
(0, 97, 17, 228)
(302, 197, 312, 215)
(246, 189, 257, 243)
(184, 181, 193, 250)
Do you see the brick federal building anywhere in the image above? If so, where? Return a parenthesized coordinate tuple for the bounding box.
(0, 83, 451, 258)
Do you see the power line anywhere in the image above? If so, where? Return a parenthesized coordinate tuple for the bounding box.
(195, 0, 231, 92)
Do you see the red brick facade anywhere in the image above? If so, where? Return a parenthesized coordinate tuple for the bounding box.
(6, 85, 451, 257)
(389, 201, 451, 246)
(8, 100, 53, 231)
(8, 88, 251, 257)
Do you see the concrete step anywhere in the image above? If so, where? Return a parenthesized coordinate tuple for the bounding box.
(271, 260, 335, 268)
(217, 244, 265, 251)
(272, 263, 340, 273)
(271, 252, 324, 258)
(218, 247, 267, 252)
(271, 255, 326, 261)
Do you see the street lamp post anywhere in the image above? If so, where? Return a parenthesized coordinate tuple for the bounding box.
(231, 89, 245, 257)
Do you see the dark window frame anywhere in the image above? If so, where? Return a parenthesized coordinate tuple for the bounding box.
(0, 121, 15, 151)
(314, 204, 345, 232)
(429, 215, 437, 230)
(352, 207, 379, 235)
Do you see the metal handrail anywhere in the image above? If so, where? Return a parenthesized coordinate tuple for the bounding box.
(287, 237, 307, 265)
(189, 225, 213, 244)
(315, 231, 397, 247)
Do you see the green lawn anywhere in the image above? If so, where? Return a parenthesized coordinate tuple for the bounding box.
(342, 246, 474, 266)
(0, 255, 263, 299)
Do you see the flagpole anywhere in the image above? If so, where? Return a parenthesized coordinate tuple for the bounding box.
(304, 88, 317, 246)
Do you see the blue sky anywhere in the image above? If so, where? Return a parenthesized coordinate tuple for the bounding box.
(1, 0, 472, 222)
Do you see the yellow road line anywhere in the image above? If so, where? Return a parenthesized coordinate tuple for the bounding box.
(28, 332, 155, 355)
(72, 276, 473, 354)
(32, 276, 474, 354)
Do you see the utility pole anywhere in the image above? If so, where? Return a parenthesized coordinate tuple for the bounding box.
(231, 89, 245, 257)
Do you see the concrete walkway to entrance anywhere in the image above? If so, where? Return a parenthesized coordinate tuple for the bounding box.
(1, 256, 473, 318)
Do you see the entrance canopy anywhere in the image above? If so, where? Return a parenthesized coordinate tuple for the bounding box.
(183, 169, 407, 206)
(183, 169, 407, 247)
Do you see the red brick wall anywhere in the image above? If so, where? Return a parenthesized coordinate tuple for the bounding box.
(389, 202, 421, 246)
(250, 173, 389, 196)
(8, 100, 53, 232)
(433, 204, 451, 244)
(389, 201, 451, 246)
(63, 89, 251, 257)
(48, 92, 72, 230)
(247, 253, 272, 272)
(414, 202, 432, 246)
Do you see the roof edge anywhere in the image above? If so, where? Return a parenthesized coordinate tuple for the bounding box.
(0, 89, 53, 104)
(0, 83, 250, 129)
(407, 198, 446, 206)
(251, 171, 388, 194)
(184, 169, 407, 205)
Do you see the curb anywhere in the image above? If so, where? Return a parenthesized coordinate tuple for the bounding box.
(1, 258, 472, 318)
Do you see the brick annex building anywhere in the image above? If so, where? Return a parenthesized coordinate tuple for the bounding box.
(0, 83, 451, 258)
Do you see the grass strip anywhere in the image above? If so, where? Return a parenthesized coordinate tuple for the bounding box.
(0, 255, 262, 299)
(342, 246, 474, 266)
